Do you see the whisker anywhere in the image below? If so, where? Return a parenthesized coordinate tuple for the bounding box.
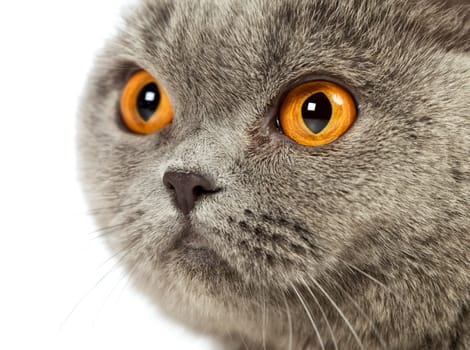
(84, 203, 138, 216)
(343, 263, 403, 302)
(308, 243, 404, 304)
(85, 189, 156, 216)
(115, 262, 138, 305)
(60, 259, 122, 331)
(289, 282, 325, 350)
(109, 259, 141, 320)
(91, 268, 129, 327)
(219, 316, 239, 350)
(326, 273, 388, 349)
(240, 335, 250, 350)
(95, 245, 131, 270)
(256, 258, 268, 350)
(300, 276, 339, 350)
(282, 292, 293, 350)
(88, 221, 132, 240)
(59, 243, 137, 331)
(308, 277, 365, 350)
(262, 295, 267, 350)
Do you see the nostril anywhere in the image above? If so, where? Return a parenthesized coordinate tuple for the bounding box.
(163, 174, 174, 191)
(193, 186, 204, 197)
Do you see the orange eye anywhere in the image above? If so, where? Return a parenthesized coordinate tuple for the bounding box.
(120, 70, 173, 134)
(279, 81, 357, 146)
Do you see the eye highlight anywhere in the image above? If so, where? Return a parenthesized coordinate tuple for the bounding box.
(120, 70, 173, 134)
(279, 81, 357, 146)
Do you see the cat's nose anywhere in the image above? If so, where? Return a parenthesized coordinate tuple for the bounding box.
(163, 171, 219, 215)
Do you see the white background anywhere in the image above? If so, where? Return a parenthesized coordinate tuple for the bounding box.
(0, 1, 215, 349)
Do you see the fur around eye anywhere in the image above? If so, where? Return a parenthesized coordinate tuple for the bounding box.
(278, 81, 357, 146)
(120, 70, 173, 134)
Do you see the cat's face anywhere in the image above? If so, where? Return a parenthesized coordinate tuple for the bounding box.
(79, 0, 469, 348)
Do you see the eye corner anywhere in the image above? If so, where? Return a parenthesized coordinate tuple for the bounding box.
(275, 115, 283, 133)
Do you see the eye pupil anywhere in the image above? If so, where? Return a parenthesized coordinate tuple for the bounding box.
(301, 93, 332, 134)
(137, 83, 161, 121)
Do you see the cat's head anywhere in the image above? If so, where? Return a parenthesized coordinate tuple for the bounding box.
(79, 0, 469, 347)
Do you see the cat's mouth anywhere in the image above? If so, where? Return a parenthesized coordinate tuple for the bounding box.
(178, 227, 212, 250)
(172, 226, 226, 267)
(161, 225, 244, 300)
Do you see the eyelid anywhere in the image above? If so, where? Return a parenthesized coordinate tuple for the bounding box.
(271, 73, 362, 114)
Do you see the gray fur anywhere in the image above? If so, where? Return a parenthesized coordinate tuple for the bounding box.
(78, 0, 470, 349)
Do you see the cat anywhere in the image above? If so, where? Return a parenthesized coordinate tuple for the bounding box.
(78, 0, 470, 349)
